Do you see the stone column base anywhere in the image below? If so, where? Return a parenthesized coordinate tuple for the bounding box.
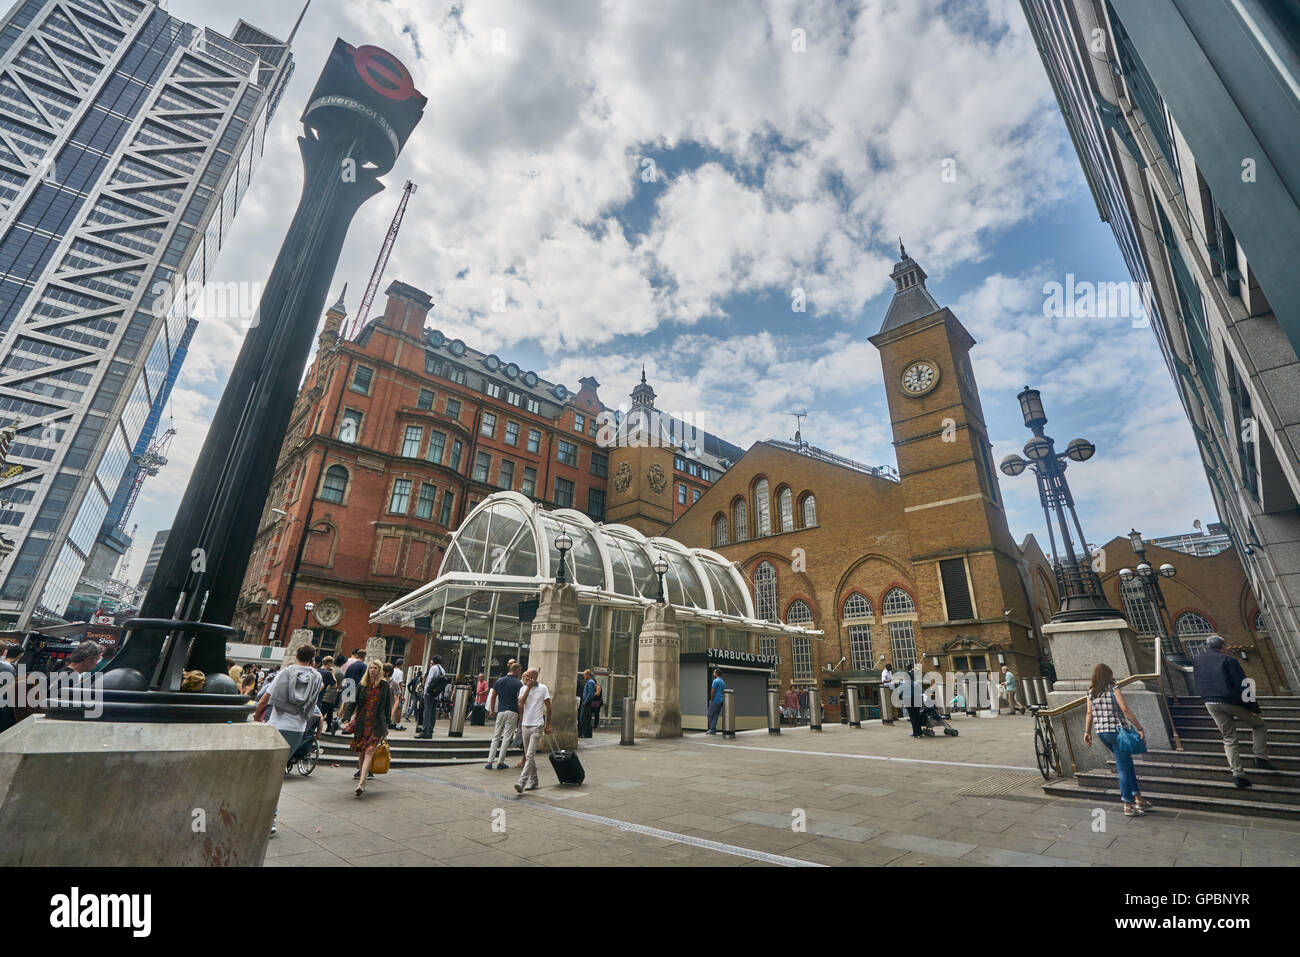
(0, 716, 288, 866)
(635, 602, 681, 739)
(1045, 688, 1172, 774)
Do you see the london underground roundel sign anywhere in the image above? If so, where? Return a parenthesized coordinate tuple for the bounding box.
(350, 45, 418, 101)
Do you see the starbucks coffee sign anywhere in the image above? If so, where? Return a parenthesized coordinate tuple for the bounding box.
(707, 647, 779, 667)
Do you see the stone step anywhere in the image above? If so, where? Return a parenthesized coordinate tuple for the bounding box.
(320, 755, 518, 770)
(319, 744, 523, 768)
(1175, 727, 1300, 745)
(320, 733, 492, 749)
(1173, 696, 1297, 708)
(1170, 704, 1300, 717)
(1042, 779, 1300, 822)
(1075, 769, 1300, 807)
(320, 741, 520, 757)
(1117, 758, 1300, 788)
(1137, 748, 1300, 773)
(1174, 714, 1300, 731)
(1174, 737, 1300, 759)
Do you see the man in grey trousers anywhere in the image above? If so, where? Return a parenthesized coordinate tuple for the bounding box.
(485, 661, 523, 770)
(1192, 635, 1276, 788)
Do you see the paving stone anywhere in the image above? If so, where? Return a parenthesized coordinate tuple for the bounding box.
(262, 722, 1300, 868)
(264, 848, 352, 867)
(960, 846, 1088, 867)
(942, 827, 1056, 856)
(872, 832, 978, 859)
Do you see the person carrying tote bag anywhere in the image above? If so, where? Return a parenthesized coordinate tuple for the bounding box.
(1083, 662, 1153, 817)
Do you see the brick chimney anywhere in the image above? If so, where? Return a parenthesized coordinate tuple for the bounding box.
(383, 280, 434, 338)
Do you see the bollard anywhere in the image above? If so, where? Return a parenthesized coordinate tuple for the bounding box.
(1035, 677, 1049, 704)
(878, 685, 895, 724)
(448, 685, 469, 738)
(847, 685, 861, 728)
(722, 688, 736, 738)
(767, 689, 781, 734)
(966, 673, 981, 716)
(809, 687, 822, 731)
(1028, 678, 1044, 708)
(620, 695, 635, 746)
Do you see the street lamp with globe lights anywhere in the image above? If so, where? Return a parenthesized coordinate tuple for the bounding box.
(653, 554, 669, 604)
(302, 601, 315, 630)
(553, 529, 573, 585)
(999, 386, 1118, 622)
(1118, 529, 1185, 661)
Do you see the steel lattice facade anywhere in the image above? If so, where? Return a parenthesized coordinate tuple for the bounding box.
(0, 0, 294, 627)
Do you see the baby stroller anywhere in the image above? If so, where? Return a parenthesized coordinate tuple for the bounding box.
(920, 706, 958, 737)
(287, 723, 321, 776)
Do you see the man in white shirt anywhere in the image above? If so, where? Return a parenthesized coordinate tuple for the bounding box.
(255, 644, 324, 835)
(513, 668, 552, 793)
(390, 658, 405, 729)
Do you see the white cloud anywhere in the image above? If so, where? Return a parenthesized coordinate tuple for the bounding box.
(124, 0, 1206, 569)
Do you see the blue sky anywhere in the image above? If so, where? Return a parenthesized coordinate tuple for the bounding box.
(126, 0, 1219, 583)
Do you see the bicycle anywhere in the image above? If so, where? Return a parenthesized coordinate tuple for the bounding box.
(1029, 704, 1062, 780)
(287, 724, 321, 776)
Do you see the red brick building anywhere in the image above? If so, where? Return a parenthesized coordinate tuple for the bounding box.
(233, 281, 738, 663)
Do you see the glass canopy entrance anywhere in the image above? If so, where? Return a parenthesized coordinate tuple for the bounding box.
(370, 493, 821, 704)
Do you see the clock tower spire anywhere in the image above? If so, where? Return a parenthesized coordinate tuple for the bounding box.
(868, 245, 1038, 673)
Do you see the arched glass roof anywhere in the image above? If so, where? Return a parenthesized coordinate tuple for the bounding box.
(371, 492, 816, 637)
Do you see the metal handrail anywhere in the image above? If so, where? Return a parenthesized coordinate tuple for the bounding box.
(1034, 642, 1183, 776)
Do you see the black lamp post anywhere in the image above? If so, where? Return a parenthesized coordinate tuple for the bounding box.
(1118, 529, 1184, 660)
(302, 602, 315, 630)
(554, 529, 573, 585)
(1000, 386, 1118, 622)
(653, 554, 669, 604)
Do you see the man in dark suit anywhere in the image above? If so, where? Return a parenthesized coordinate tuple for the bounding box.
(1192, 635, 1275, 787)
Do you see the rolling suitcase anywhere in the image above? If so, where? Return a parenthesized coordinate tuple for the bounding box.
(545, 734, 585, 786)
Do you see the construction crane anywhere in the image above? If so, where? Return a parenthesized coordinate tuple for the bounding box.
(118, 428, 176, 531)
(346, 180, 418, 340)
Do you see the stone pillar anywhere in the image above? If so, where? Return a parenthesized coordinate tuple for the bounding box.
(0, 716, 287, 866)
(284, 628, 315, 666)
(1042, 617, 1172, 773)
(526, 583, 579, 751)
(634, 601, 681, 739)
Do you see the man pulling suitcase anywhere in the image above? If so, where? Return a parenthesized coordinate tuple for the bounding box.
(514, 668, 552, 793)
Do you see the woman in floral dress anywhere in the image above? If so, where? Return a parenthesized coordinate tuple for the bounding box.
(345, 658, 392, 796)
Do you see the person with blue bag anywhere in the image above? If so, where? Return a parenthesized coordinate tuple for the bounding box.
(1083, 662, 1153, 817)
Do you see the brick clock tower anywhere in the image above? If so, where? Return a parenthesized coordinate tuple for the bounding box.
(868, 244, 1042, 676)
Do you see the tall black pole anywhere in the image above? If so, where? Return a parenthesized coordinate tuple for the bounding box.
(94, 43, 427, 701)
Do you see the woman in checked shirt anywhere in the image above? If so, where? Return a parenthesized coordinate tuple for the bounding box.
(1084, 663, 1152, 816)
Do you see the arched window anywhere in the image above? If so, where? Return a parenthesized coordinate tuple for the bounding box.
(732, 498, 748, 541)
(843, 592, 873, 619)
(1254, 610, 1268, 635)
(777, 486, 794, 533)
(713, 513, 728, 547)
(801, 493, 816, 528)
(320, 465, 348, 504)
(1176, 611, 1215, 659)
(882, 588, 915, 616)
(882, 588, 917, 670)
(755, 561, 778, 622)
(787, 599, 814, 679)
(753, 478, 772, 536)
(842, 592, 873, 669)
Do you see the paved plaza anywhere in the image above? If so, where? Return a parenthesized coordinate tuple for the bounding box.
(266, 714, 1300, 867)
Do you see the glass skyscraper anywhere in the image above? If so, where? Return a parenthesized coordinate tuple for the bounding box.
(0, 0, 296, 627)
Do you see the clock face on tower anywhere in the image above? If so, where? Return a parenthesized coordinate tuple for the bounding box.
(901, 360, 939, 396)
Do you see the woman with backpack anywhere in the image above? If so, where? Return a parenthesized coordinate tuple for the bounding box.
(345, 659, 392, 797)
(1083, 662, 1153, 817)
